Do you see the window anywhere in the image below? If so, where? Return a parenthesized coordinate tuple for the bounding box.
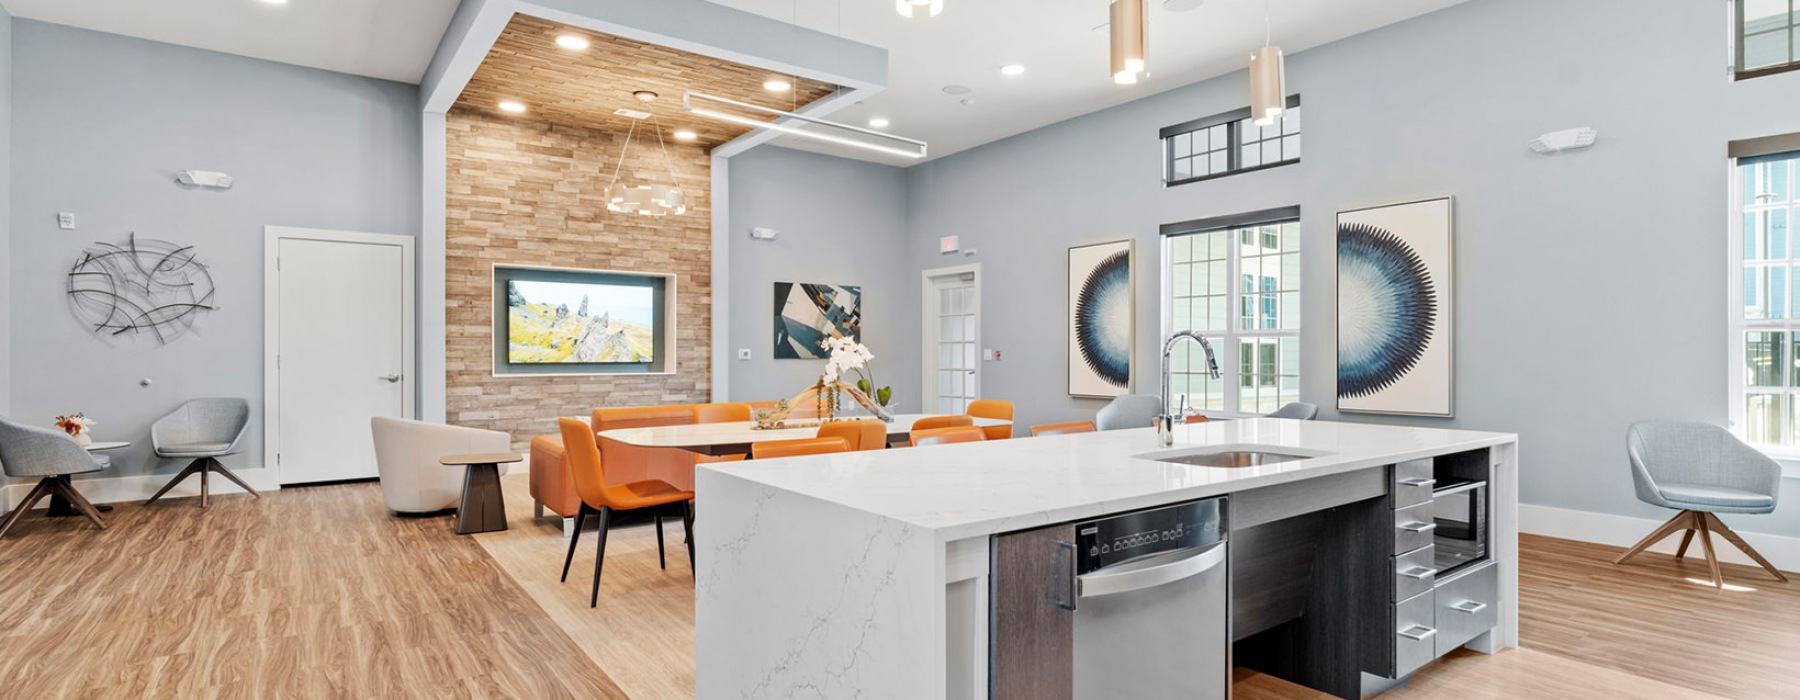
(1162, 207, 1301, 415)
(1735, 0, 1800, 79)
(1732, 150, 1800, 448)
(1161, 96, 1301, 186)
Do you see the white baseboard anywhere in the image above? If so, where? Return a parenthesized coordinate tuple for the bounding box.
(1520, 503, 1800, 574)
(2, 467, 282, 511)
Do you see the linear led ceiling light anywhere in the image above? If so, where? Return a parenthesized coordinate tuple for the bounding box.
(683, 92, 928, 160)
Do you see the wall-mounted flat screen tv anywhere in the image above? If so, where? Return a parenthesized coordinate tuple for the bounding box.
(506, 279, 656, 364)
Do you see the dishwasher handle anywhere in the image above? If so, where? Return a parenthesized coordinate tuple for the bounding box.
(1077, 541, 1226, 599)
(1053, 541, 1078, 611)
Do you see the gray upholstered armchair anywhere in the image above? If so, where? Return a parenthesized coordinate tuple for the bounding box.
(1096, 394, 1163, 431)
(1614, 421, 1786, 587)
(0, 417, 110, 538)
(147, 398, 257, 508)
(1267, 402, 1320, 420)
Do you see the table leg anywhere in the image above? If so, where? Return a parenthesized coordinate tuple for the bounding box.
(45, 476, 114, 517)
(455, 463, 508, 535)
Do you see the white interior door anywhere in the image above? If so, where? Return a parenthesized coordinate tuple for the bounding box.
(267, 228, 414, 485)
(922, 265, 980, 415)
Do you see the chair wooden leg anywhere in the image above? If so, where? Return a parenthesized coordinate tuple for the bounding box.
(590, 506, 612, 608)
(47, 478, 107, 530)
(207, 459, 262, 499)
(561, 506, 589, 583)
(1696, 514, 1724, 589)
(1674, 528, 1696, 560)
(1614, 510, 1694, 565)
(144, 460, 204, 506)
(1703, 512, 1790, 583)
(0, 479, 56, 539)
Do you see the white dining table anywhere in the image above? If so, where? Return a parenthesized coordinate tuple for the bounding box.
(596, 413, 1012, 456)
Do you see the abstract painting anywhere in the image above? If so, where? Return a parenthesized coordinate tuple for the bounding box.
(1069, 239, 1134, 397)
(506, 279, 655, 364)
(774, 282, 862, 359)
(1337, 197, 1454, 416)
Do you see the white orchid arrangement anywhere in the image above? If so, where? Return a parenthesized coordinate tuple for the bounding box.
(820, 337, 892, 407)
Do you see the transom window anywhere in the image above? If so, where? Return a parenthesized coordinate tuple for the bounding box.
(1161, 96, 1302, 186)
(1162, 208, 1301, 416)
(1733, 150, 1800, 448)
(1736, 0, 1800, 79)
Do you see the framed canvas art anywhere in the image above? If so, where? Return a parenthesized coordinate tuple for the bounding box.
(1336, 197, 1454, 416)
(1068, 239, 1135, 398)
(774, 282, 862, 359)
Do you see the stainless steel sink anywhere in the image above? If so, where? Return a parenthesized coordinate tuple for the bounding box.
(1134, 445, 1329, 468)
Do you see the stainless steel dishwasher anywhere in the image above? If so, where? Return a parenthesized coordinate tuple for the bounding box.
(991, 498, 1228, 700)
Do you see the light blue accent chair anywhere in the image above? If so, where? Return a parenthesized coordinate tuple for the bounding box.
(0, 417, 110, 538)
(1096, 394, 1164, 431)
(1614, 421, 1787, 587)
(1267, 402, 1319, 420)
(146, 398, 258, 508)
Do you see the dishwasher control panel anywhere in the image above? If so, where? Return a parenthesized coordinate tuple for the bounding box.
(1076, 498, 1224, 574)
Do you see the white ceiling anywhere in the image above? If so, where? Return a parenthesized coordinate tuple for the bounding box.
(707, 0, 1470, 165)
(2, 0, 458, 83)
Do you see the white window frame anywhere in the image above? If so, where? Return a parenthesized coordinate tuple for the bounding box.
(1727, 152, 1800, 477)
(1160, 210, 1302, 418)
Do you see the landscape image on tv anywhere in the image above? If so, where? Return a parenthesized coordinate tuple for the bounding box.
(506, 279, 655, 364)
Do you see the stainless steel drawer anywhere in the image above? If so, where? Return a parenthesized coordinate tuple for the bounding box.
(1391, 459, 1436, 508)
(1393, 501, 1436, 553)
(1393, 589, 1436, 678)
(1393, 544, 1437, 601)
(1434, 561, 1498, 657)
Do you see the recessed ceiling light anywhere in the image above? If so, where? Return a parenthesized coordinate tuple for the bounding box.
(1000, 64, 1026, 76)
(257, 0, 288, 4)
(673, 129, 698, 142)
(764, 79, 792, 92)
(498, 100, 527, 114)
(941, 84, 973, 96)
(554, 34, 590, 50)
(1164, 0, 1204, 11)
(868, 118, 890, 128)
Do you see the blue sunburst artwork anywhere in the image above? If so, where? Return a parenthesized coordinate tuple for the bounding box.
(1337, 198, 1454, 416)
(1068, 240, 1134, 397)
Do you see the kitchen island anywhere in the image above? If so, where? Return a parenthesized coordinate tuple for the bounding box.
(694, 418, 1518, 699)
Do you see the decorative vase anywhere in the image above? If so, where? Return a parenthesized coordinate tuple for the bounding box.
(73, 431, 93, 448)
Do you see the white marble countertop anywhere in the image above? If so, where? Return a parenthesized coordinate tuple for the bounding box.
(698, 418, 1516, 542)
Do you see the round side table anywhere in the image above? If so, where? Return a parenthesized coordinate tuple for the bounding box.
(440, 453, 522, 535)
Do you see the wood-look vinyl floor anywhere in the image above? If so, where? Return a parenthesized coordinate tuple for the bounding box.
(0, 481, 625, 699)
(7, 476, 1799, 700)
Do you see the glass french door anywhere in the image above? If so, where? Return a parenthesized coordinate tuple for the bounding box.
(924, 267, 980, 415)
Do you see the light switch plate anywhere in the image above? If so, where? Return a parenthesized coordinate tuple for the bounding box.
(57, 212, 75, 230)
(737, 348, 752, 361)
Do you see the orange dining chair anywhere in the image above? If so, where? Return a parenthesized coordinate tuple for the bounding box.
(966, 400, 1014, 440)
(751, 437, 851, 459)
(817, 419, 888, 452)
(558, 418, 696, 608)
(693, 402, 753, 424)
(911, 414, 974, 432)
(911, 426, 988, 447)
(1031, 421, 1097, 437)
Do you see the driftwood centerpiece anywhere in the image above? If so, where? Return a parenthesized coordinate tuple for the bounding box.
(752, 379, 895, 430)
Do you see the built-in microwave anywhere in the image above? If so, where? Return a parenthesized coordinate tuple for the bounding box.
(1431, 479, 1488, 577)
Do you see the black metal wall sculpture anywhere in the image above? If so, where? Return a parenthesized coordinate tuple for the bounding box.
(66, 233, 218, 343)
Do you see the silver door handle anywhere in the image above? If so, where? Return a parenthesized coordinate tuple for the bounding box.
(1399, 521, 1437, 533)
(1398, 625, 1437, 641)
(1450, 600, 1489, 614)
(379, 374, 403, 383)
(1078, 541, 1225, 599)
(1398, 477, 1437, 488)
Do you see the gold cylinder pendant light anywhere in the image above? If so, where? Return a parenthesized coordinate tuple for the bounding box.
(1110, 0, 1146, 85)
(1250, 2, 1286, 125)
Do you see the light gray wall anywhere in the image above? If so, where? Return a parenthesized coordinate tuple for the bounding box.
(904, 0, 1800, 535)
(727, 146, 918, 410)
(8, 21, 421, 481)
(0, 7, 12, 417)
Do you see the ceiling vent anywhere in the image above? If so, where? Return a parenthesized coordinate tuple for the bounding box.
(613, 108, 652, 120)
